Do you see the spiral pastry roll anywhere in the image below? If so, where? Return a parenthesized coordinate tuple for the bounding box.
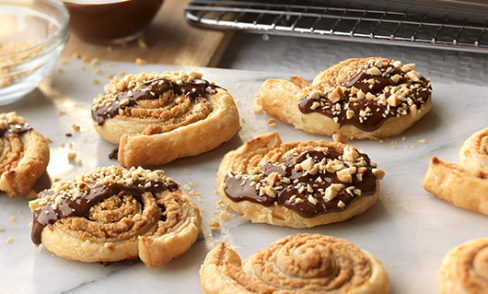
(200, 234, 390, 294)
(256, 57, 432, 139)
(424, 127, 488, 215)
(29, 166, 201, 267)
(91, 71, 240, 167)
(0, 112, 49, 197)
(217, 132, 385, 228)
(438, 238, 488, 294)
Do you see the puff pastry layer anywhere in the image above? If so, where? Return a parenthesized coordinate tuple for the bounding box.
(423, 127, 488, 215)
(256, 57, 432, 139)
(91, 71, 240, 167)
(0, 112, 49, 197)
(200, 234, 390, 294)
(29, 166, 201, 267)
(438, 238, 488, 294)
(217, 132, 385, 228)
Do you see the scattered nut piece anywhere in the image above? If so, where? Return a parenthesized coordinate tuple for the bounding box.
(68, 152, 77, 161)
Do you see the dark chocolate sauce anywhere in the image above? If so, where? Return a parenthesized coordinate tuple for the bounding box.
(224, 149, 377, 218)
(91, 78, 217, 125)
(299, 64, 431, 131)
(108, 148, 119, 160)
(31, 179, 178, 244)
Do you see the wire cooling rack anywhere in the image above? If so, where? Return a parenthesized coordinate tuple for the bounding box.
(185, 0, 488, 53)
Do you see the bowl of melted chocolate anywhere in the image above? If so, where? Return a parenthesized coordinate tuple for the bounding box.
(63, 0, 163, 43)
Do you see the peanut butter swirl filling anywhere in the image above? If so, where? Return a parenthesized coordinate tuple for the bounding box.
(224, 144, 384, 218)
(29, 166, 178, 245)
(299, 59, 432, 131)
(200, 234, 390, 293)
(90, 71, 217, 130)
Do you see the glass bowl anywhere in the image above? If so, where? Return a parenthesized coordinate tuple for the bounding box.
(0, 0, 70, 105)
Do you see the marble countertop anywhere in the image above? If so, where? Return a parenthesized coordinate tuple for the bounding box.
(0, 57, 487, 293)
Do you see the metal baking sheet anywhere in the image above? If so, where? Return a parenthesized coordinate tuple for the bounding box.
(0, 58, 487, 293)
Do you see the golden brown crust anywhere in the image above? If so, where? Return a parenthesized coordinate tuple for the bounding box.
(423, 127, 488, 215)
(438, 238, 488, 294)
(217, 132, 384, 228)
(256, 57, 432, 139)
(29, 166, 201, 267)
(91, 71, 240, 167)
(200, 234, 390, 294)
(0, 112, 50, 197)
(117, 88, 240, 167)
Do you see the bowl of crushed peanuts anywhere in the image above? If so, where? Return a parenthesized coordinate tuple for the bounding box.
(0, 0, 69, 105)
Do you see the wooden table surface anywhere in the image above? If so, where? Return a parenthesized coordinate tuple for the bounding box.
(62, 0, 232, 67)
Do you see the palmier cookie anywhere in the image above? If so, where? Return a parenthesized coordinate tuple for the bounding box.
(91, 71, 240, 167)
(424, 127, 488, 215)
(0, 112, 49, 197)
(438, 238, 488, 294)
(217, 132, 385, 228)
(29, 166, 202, 267)
(256, 57, 432, 139)
(200, 234, 390, 294)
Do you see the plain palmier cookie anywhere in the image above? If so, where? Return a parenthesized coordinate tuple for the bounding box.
(0, 112, 49, 197)
(217, 132, 385, 228)
(200, 234, 390, 294)
(424, 127, 488, 215)
(29, 166, 201, 267)
(438, 238, 488, 294)
(91, 71, 240, 167)
(256, 57, 432, 139)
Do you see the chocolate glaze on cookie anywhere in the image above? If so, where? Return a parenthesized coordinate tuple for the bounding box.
(32, 177, 178, 244)
(91, 78, 218, 125)
(224, 148, 378, 218)
(299, 60, 431, 131)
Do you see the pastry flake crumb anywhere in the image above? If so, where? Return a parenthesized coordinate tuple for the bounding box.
(71, 124, 80, 132)
(189, 190, 200, 197)
(189, 182, 196, 187)
(28, 222, 33, 228)
(135, 58, 146, 66)
(106, 74, 113, 79)
(183, 184, 190, 190)
(332, 133, 347, 143)
(418, 139, 428, 144)
(209, 218, 221, 232)
(92, 78, 100, 85)
(138, 37, 148, 49)
(6, 236, 13, 243)
(236, 83, 241, 88)
(10, 216, 16, 222)
(57, 68, 64, 73)
(235, 99, 241, 104)
(268, 118, 277, 127)
(219, 210, 230, 222)
(0, 227, 4, 232)
(94, 69, 102, 75)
